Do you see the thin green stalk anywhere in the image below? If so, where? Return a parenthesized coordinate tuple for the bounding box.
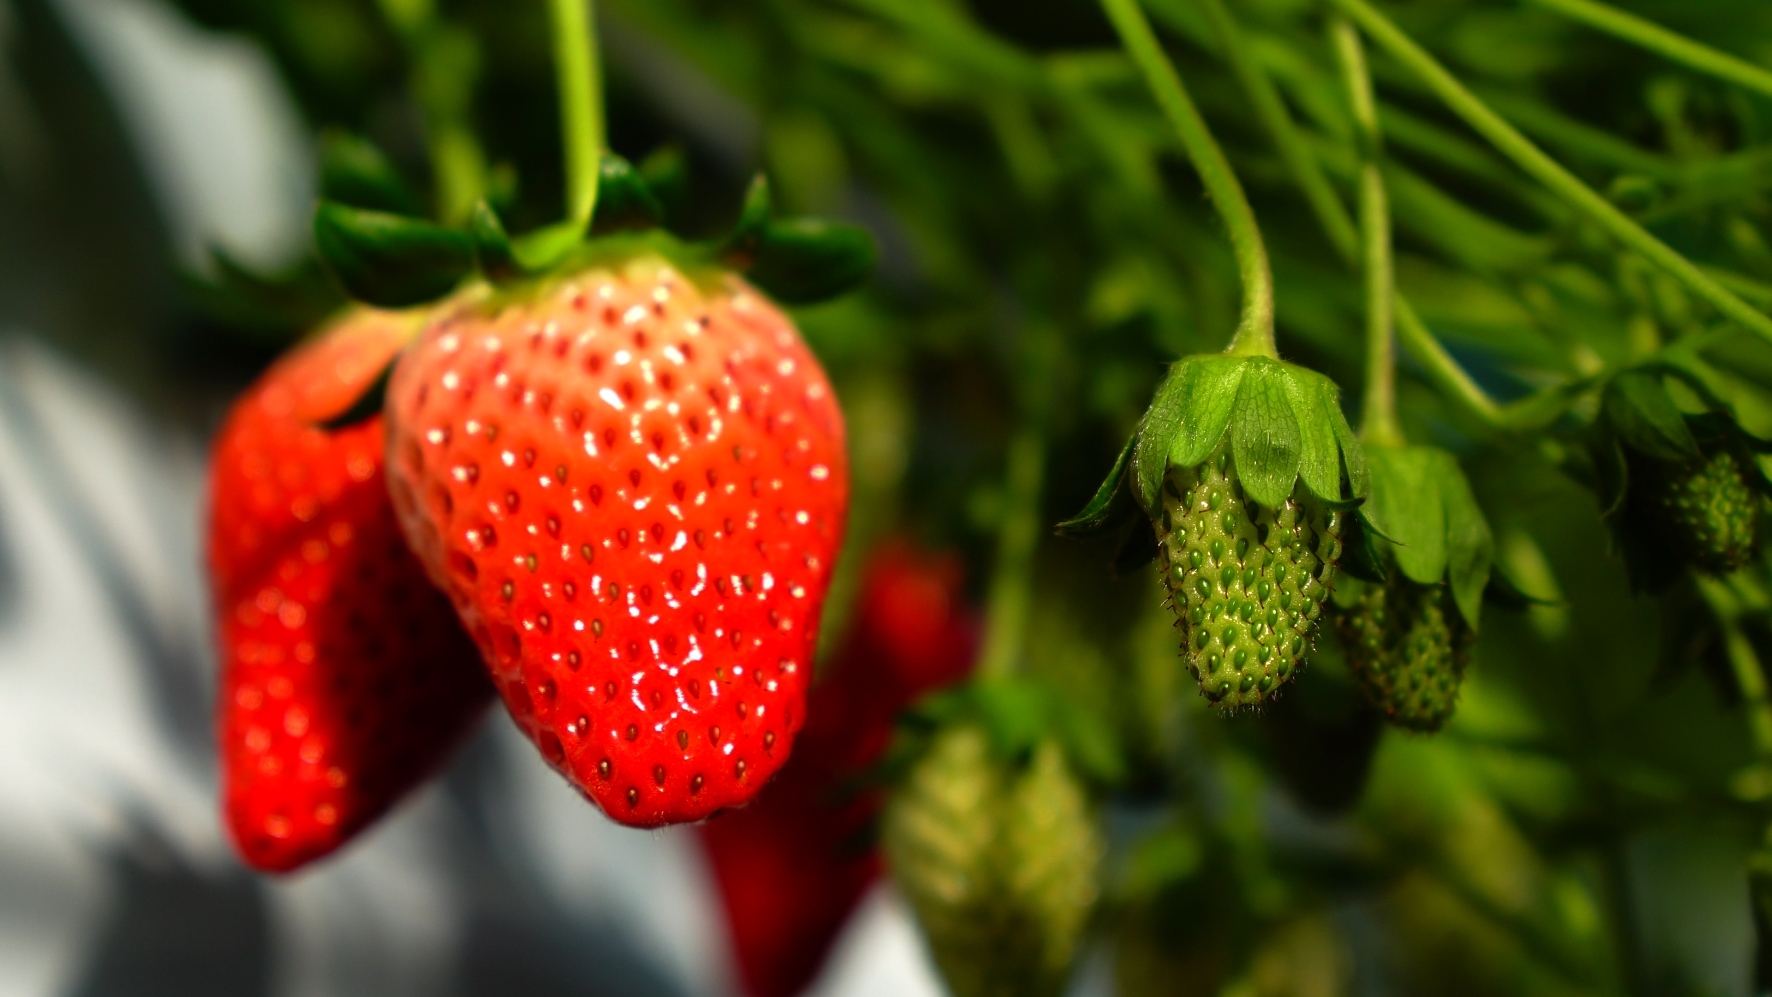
(1332, 18, 1403, 447)
(1190, 0, 1511, 428)
(978, 427, 1045, 682)
(1195, 0, 1357, 261)
(1526, 0, 1772, 102)
(1699, 577, 1772, 760)
(550, 0, 604, 229)
(1099, 0, 1276, 358)
(1331, 0, 1772, 346)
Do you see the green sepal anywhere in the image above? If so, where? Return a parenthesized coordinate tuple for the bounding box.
(590, 153, 664, 234)
(1434, 451, 1494, 631)
(512, 220, 588, 273)
(1328, 389, 1369, 501)
(1483, 567, 1559, 610)
(718, 174, 878, 304)
(1339, 511, 1389, 584)
(469, 200, 523, 283)
(1369, 448, 1448, 586)
(1604, 368, 1699, 462)
(639, 145, 690, 229)
(318, 132, 420, 217)
(1132, 359, 1194, 513)
(1230, 358, 1303, 508)
(747, 218, 878, 304)
(318, 360, 394, 432)
(1285, 368, 1342, 503)
(1168, 355, 1245, 470)
(313, 201, 475, 307)
(182, 248, 341, 343)
(1056, 434, 1136, 537)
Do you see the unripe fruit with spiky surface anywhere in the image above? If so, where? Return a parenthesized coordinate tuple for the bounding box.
(1156, 448, 1342, 709)
(1643, 448, 1760, 574)
(883, 726, 1100, 997)
(1334, 575, 1472, 731)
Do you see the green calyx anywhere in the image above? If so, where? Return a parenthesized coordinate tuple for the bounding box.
(1355, 445, 1494, 631)
(311, 136, 876, 310)
(883, 725, 1101, 997)
(1592, 363, 1772, 588)
(1334, 573, 1473, 732)
(1060, 354, 1369, 708)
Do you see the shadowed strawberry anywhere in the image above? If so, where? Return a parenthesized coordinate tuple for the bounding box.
(208, 309, 493, 873)
(701, 540, 978, 997)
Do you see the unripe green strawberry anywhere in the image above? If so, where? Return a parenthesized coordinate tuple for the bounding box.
(883, 726, 1101, 997)
(1334, 574, 1472, 732)
(1642, 448, 1760, 574)
(1156, 448, 1342, 709)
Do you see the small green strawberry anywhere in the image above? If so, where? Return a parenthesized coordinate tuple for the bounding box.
(1331, 445, 1491, 731)
(883, 725, 1101, 997)
(1063, 354, 1368, 709)
(1593, 364, 1772, 589)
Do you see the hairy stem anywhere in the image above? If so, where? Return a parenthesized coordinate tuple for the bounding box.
(549, 0, 604, 229)
(1526, 0, 1772, 101)
(1100, 0, 1275, 358)
(1331, 0, 1772, 346)
(1332, 18, 1404, 448)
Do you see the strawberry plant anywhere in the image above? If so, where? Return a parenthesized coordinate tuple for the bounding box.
(174, 0, 1772, 990)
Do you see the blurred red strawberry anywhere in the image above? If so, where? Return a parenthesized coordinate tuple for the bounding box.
(700, 539, 978, 997)
(209, 309, 493, 872)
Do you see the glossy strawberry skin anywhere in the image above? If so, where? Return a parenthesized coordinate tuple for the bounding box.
(384, 255, 849, 826)
(701, 541, 978, 997)
(208, 309, 493, 873)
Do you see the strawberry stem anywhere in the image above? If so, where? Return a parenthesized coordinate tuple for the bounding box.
(1187, 0, 1510, 431)
(1098, 0, 1275, 360)
(1527, 0, 1772, 101)
(1332, 18, 1404, 450)
(1331, 0, 1772, 348)
(550, 0, 604, 231)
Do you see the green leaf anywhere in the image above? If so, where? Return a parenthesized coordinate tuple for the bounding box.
(747, 218, 879, 304)
(1229, 359, 1302, 508)
(1327, 383, 1369, 500)
(1168, 355, 1246, 468)
(1133, 359, 1194, 512)
(1056, 434, 1136, 537)
(1434, 450, 1493, 630)
(318, 131, 419, 217)
(313, 201, 474, 308)
(1369, 447, 1448, 585)
(1604, 368, 1698, 462)
(1282, 366, 1342, 503)
(590, 153, 664, 234)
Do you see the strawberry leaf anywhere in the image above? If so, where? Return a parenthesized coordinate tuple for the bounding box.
(313, 201, 474, 307)
(1230, 358, 1301, 508)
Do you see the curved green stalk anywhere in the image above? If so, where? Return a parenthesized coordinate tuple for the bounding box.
(1526, 0, 1772, 102)
(1195, 0, 1356, 262)
(1331, 0, 1772, 347)
(978, 428, 1045, 682)
(1099, 0, 1276, 358)
(550, 0, 605, 229)
(1332, 17, 1403, 448)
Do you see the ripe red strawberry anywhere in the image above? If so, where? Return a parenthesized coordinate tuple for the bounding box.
(383, 254, 849, 826)
(209, 309, 493, 872)
(700, 540, 978, 997)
